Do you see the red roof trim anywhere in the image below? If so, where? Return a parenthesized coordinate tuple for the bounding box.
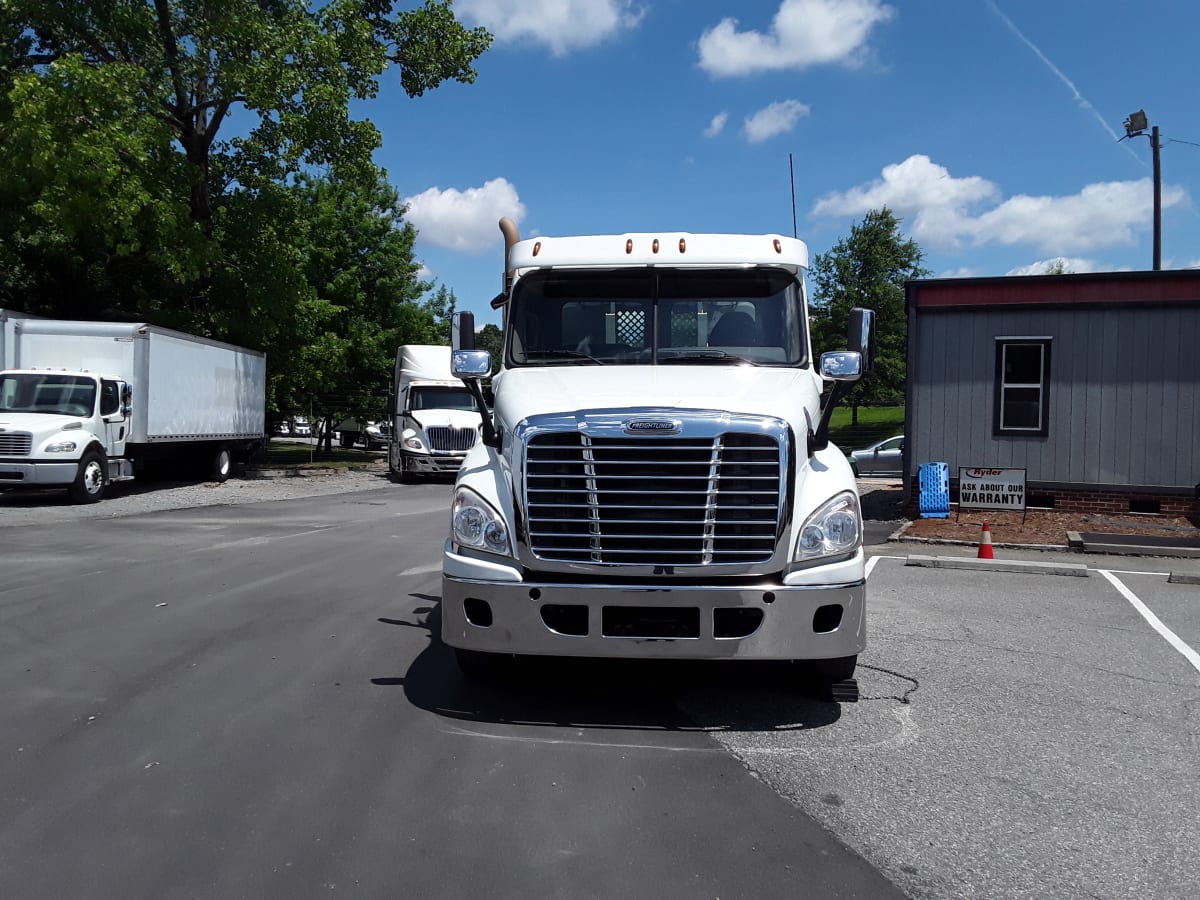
(909, 271, 1200, 308)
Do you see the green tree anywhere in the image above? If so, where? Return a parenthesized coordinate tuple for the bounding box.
(808, 208, 929, 418)
(476, 322, 503, 373)
(0, 0, 490, 334)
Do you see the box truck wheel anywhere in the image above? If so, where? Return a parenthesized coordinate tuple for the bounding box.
(68, 451, 106, 504)
(210, 446, 232, 482)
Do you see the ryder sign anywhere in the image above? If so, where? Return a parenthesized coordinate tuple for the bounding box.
(958, 467, 1026, 511)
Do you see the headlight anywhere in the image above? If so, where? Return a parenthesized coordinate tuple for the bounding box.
(45, 441, 78, 453)
(403, 436, 425, 451)
(793, 491, 861, 564)
(451, 487, 511, 556)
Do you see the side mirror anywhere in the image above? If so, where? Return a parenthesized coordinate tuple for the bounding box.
(452, 311, 475, 351)
(819, 350, 863, 382)
(847, 308, 875, 375)
(452, 349, 491, 378)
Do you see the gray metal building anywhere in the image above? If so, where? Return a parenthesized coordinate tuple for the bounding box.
(904, 270, 1200, 518)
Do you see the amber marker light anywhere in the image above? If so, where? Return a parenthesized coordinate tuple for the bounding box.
(678, 238, 686, 253)
(773, 239, 782, 254)
(652, 239, 660, 254)
(532, 241, 542, 256)
(625, 239, 633, 254)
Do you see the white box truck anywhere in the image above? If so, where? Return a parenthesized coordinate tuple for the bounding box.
(441, 220, 875, 684)
(387, 344, 483, 482)
(0, 315, 266, 503)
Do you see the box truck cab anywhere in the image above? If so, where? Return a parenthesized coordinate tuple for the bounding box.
(441, 220, 875, 684)
(388, 345, 483, 482)
(0, 316, 266, 503)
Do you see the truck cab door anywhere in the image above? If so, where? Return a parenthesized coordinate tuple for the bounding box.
(100, 379, 127, 458)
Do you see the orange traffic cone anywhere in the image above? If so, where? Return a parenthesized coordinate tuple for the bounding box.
(977, 522, 995, 559)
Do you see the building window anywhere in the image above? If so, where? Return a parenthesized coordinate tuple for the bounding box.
(994, 339, 1050, 437)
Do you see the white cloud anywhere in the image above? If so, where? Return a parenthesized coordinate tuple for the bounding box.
(704, 112, 729, 138)
(1004, 257, 1103, 276)
(743, 100, 810, 144)
(403, 178, 527, 254)
(698, 0, 895, 78)
(812, 154, 1189, 255)
(457, 0, 644, 56)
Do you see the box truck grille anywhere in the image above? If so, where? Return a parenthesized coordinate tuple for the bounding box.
(525, 432, 782, 566)
(0, 432, 33, 456)
(427, 426, 477, 452)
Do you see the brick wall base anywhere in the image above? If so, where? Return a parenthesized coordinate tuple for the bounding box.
(905, 482, 1200, 525)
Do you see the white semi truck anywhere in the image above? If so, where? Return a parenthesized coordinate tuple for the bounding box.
(387, 344, 483, 482)
(441, 220, 875, 684)
(0, 314, 266, 503)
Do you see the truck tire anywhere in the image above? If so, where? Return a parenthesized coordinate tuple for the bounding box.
(210, 446, 232, 482)
(68, 450, 106, 504)
(399, 455, 417, 484)
(808, 655, 857, 682)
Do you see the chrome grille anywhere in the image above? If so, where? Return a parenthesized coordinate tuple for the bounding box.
(427, 426, 477, 452)
(525, 432, 782, 566)
(0, 432, 33, 457)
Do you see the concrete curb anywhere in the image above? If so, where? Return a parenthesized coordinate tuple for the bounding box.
(1067, 531, 1200, 559)
(1167, 572, 1200, 585)
(905, 554, 1090, 577)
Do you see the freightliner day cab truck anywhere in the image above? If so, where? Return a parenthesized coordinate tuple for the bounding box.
(441, 219, 875, 684)
(0, 314, 266, 503)
(387, 344, 484, 482)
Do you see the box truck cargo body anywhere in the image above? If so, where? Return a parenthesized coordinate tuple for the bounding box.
(0, 316, 266, 503)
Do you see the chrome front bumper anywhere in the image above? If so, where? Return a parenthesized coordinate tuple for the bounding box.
(441, 564, 866, 661)
(401, 449, 467, 473)
(0, 460, 79, 486)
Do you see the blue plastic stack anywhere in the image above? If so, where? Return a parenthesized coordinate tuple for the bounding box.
(919, 462, 950, 518)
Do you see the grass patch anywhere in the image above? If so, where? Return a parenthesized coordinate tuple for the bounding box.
(827, 405, 905, 452)
(257, 441, 381, 470)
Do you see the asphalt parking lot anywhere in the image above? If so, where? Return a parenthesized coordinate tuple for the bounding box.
(723, 545, 1200, 899)
(1, 480, 1197, 899)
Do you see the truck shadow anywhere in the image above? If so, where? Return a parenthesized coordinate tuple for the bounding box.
(373, 596, 843, 734)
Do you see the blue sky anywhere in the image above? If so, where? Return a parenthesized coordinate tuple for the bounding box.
(362, 0, 1199, 326)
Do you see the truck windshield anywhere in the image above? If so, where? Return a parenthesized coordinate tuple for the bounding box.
(506, 268, 809, 367)
(409, 387, 478, 411)
(0, 373, 97, 416)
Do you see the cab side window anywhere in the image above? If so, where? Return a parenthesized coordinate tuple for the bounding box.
(100, 380, 121, 416)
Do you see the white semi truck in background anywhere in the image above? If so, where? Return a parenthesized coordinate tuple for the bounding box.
(387, 344, 483, 482)
(441, 220, 874, 684)
(0, 314, 266, 503)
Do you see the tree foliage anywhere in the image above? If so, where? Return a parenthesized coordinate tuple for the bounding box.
(0, 1, 490, 419)
(808, 208, 930, 407)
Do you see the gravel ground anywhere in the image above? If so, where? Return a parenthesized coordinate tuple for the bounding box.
(0, 462, 394, 528)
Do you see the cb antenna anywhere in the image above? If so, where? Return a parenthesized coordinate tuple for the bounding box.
(789, 153, 798, 238)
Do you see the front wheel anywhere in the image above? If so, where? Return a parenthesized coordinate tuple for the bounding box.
(67, 450, 106, 504)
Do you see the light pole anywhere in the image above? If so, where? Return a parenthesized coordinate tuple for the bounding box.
(1121, 109, 1161, 270)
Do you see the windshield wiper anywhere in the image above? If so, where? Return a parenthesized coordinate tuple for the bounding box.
(522, 349, 607, 365)
(658, 351, 759, 366)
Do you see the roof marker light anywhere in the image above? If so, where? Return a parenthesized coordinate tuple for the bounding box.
(652, 239, 660, 254)
(532, 241, 542, 256)
(625, 239, 633, 254)
(679, 238, 686, 253)
(773, 239, 782, 254)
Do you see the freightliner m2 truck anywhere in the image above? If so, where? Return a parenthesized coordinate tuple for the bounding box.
(441, 220, 875, 683)
(388, 344, 483, 482)
(0, 314, 266, 503)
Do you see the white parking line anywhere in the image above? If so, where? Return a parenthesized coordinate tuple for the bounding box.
(1098, 569, 1200, 674)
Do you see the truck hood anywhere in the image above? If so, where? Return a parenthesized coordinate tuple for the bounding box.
(492, 365, 823, 431)
(0, 412, 90, 447)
